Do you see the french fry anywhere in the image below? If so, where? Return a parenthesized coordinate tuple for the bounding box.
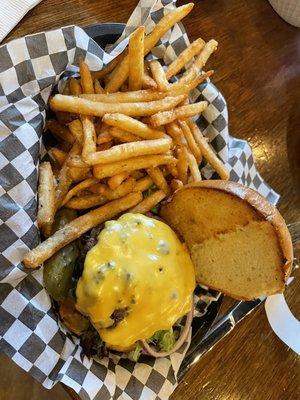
(142, 73, 158, 90)
(130, 190, 166, 214)
(128, 26, 145, 91)
(105, 3, 194, 92)
(61, 178, 99, 207)
(168, 70, 213, 95)
(170, 179, 183, 193)
(23, 192, 143, 268)
(50, 94, 186, 117)
(109, 127, 141, 143)
(166, 122, 186, 145)
(69, 77, 82, 96)
(90, 177, 136, 200)
(131, 170, 145, 180)
(37, 162, 55, 235)
(91, 53, 125, 80)
(178, 119, 201, 163)
(165, 37, 205, 80)
(63, 80, 70, 95)
(65, 194, 107, 210)
(146, 167, 169, 194)
(46, 120, 75, 144)
(134, 176, 153, 192)
(93, 154, 177, 179)
(187, 119, 230, 180)
(102, 113, 165, 140)
(108, 172, 130, 190)
(176, 146, 189, 184)
(81, 115, 97, 160)
(68, 166, 91, 182)
(68, 156, 89, 168)
(85, 137, 172, 166)
(165, 163, 178, 178)
(49, 148, 68, 166)
(187, 150, 202, 181)
(94, 79, 105, 94)
(97, 142, 113, 151)
(150, 101, 208, 126)
(97, 131, 114, 145)
(68, 119, 84, 143)
(79, 59, 94, 94)
(150, 60, 169, 92)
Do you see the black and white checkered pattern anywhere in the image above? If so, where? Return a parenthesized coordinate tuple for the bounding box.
(0, 0, 279, 399)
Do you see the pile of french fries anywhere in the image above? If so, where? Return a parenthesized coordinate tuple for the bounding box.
(23, 3, 229, 269)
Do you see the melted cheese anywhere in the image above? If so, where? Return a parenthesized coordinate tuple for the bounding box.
(76, 213, 195, 349)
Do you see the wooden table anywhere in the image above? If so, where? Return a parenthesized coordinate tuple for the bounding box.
(5, 0, 300, 399)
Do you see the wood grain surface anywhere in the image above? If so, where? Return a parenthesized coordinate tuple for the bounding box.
(4, 0, 300, 399)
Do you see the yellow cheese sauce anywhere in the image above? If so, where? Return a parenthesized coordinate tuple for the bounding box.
(76, 213, 195, 349)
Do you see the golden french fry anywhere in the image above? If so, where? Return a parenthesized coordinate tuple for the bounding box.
(105, 4, 194, 92)
(187, 119, 230, 180)
(130, 190, 166, 214)
(68, 166, 91, 182)
(176, 146, 189, 184)
(90, 177, 136, 200)
(170, 179, 183, 193)
(109, 127, 141, 143)
(50, 94, 186, 117)
(93, 154, 177, 179)
(94, 79, 105, 94)
(69, 77, 82, 96)
(150, 101, 208, 126)
(150, 60, 169, 92)
(146, 167, 169, 194)
(166, 122, 186, 145)
(102, 113, 165, 140)
(97, 131, 113, 145)
(178, 119, 201, 162)
(85, 137, 171, 166)
(134, 176, 153, 192)
(23, 192, 143, 268)
(61, 178, 99, 207)
(81, 115, 97, 160)
(108, 172, 130, 190)
(168, 70, 213, 95)
(46, 120, 75, 144)
(65, 194, 107, 210)
(37, 162, 55, 235)
(68, 156, 89, 168)
(165, 163, 179, 179)
(131, 170, 145, 180)
(79, 59, 94, 94)
(187, 150, 202, 181)
(49, 148, 68, 166)
(165, 37, 205, 80)
(91, 53, 125, 80)
(96, 142, 113, 151)
(128, 26, 145, 91)
(68, 119, 84, 143)
(142, 73, 158, 90)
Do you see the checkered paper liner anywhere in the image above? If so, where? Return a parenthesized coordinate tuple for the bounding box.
(0, 0, 280, 399)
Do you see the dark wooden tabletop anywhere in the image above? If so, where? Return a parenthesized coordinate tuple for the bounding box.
(5, 0, 300, 399)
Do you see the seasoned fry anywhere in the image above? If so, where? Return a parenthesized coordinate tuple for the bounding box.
(97, 131, 114, 145)
(165, 37, 205, 79)
(150, 60, 169, 91)
(90, 177, 136, 200)
(178, 119, 201, 162)
(187, 150, 202, 181)
(81, 115, 97, 160)
(49, 148, 68, 166)
(66, 194, 107, 210)
(150, 101, 208, 126)
(170, 179, 183, 193)
(79, 59, 94, 94)
(91, 53, 125, 80)
(68, 119, 84, 143)
(68, 156, 89, 168)
(176, 146, 189, 184)
(105, 4, 194, 92)
(187, 119, 230, 180)
(166, 122, 186, 145)
(37, 162, 55, 235)
(23, 192, 143, 268)
(93, 154, 176, 179)
(94, 79, 105, 94)
(128, 26, 145, 91)
(146, 167, 169, 194)
(108, 172, 130, 190)
(50, 94, 186, 117)
(142, 73, 158, 89)
(165, 163, 178, 178)
(69, 77, 82, 96)
(130, 190, 166, 214)
(80, 90, 165, 103)
(168, 70, 213, 95)
(46, 120, 75, 144)
(68, 166, 91, 182)
(109, 127, 142, 143)
(102, 113, 165, 140)
(61, 178, 99, 206)
(85, 137, 172, 166)
(134, 176, 153, 192)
